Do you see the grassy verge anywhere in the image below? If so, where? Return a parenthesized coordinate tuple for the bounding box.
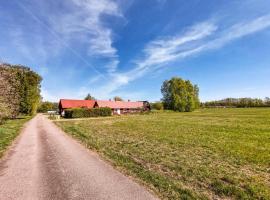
(55, 108, 270, 199)
(0, 116, 31, 158)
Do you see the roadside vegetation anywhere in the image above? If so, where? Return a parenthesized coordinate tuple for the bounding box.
(0, 63, 41, 156)
(0, 116, 31, 158)
(0, 63, 42, 123)
(55, 108, 270, 199)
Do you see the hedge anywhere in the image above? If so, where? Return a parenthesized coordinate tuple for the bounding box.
(64, 107, 112, 118)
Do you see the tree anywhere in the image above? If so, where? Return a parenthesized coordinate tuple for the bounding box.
(38, 101, 58, 113)
(161, 77, 200, 112)
(0, 63, 42, 117)
(84, 93, 95, 100)
(16, 66, 42, 115)
(194, 84, 200, 109)
(202, 97, 269, 108)
(113, 96, 123, 101)
(0, 65, 21, 118)
(265, 97, 270, 106)
(151, 102, 164, 110)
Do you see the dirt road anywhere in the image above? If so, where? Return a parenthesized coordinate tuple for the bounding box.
(0, 114, 158, 200)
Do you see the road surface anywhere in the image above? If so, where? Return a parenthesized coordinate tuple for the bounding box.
(0, 114, 158, 200)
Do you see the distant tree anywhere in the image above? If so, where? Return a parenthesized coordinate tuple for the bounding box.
(161, 77, 200, 112)
(38, 101, 58, 113)
(202, 97, 270, 108)
(151, 102, 164, 110)
(265, 97, 270, 106)
(84, 93, 95, 100)
(113, 96, 123, 101)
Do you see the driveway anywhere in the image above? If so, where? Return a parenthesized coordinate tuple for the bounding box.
(0, 114, 158, 200)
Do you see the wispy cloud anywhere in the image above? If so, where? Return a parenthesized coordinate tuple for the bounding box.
(50, 0, 122, 72)
(136, 22, 217, 70)
(59, 0, 121, 57)
(98, 14, 270, 97)
(11, 0, 122, 74)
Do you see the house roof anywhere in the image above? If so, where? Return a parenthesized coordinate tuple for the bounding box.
(96, 100, 144, 109)
(59, 99, 96, 109)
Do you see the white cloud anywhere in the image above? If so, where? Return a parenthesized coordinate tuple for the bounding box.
(50, 0, 122, 72)
(50, 0, 122, 56)
(136, 22, 217, 69)
(11, 0, 122, 75)
(96, 15, 270, 97)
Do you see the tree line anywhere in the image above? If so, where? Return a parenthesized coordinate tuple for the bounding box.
(202, 97, 270, 108)
(0, 64, 42, 123)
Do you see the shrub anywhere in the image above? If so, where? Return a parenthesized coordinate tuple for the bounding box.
(64, 107, 112, 118)
(151, 102, 164, 110)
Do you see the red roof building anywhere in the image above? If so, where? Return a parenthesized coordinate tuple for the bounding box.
(59, 99, 96, 115)
(95, 100, 149, 115)
(95, 100, 143, 109)
(58, 99, 150, 116)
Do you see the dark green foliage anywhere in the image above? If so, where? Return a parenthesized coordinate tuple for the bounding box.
(84, 93, 95, 100)
(0, 66, 21, 119)
(0, 63, 42, 119)
(161, 77, 200, 112)
(202, 97, 270, 108)
(15, 67, 42, 115)
(151, 102, 164, 110)
(37, 101, 58, 113)
(64, 107, 112, 118)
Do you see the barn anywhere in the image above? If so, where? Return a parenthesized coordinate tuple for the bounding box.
(58, 99, 96, 116)
(95, 100, 150, 115)
(58, 99, 150, 116)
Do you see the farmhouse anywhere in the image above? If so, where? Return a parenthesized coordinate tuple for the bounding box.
(95, 100, 150, 115)
(59, 99, 96, 116)
(58, 99, 150, 116)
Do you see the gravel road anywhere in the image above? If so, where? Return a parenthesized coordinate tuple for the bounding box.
(0, 114, 158, 200)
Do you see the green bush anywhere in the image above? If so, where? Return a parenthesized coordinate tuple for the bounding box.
(151, 102, 164, 110)
(64, 107, 112, 118)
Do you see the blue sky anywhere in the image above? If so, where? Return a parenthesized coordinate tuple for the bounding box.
(1, 0, 270, 102)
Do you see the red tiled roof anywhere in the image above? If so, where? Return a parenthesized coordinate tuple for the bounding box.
(59, 99, 96, 109)
(96, 100, 144, 109)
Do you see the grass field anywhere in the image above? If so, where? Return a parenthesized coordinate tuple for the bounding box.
(55, 108, 270, 199)
(0, 117, 31, 158)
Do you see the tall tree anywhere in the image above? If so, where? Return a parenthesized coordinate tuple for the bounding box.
(0, 64, 42, 117)
(16, 66, 42, 115)
(161, 77, 200, 112)
(0, 65, 21, 118)
(84, 93, 95, 100)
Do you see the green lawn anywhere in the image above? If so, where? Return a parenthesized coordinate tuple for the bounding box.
(0, 116, 31, 158)
(55, 108, 270, 200)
